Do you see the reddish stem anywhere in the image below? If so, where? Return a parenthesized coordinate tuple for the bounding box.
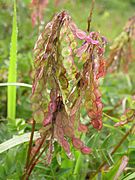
(26, 120, 36, 169)
(23, 133, 47, 179)
(26, 143, 48, 178)
(87, 0, 95, 32)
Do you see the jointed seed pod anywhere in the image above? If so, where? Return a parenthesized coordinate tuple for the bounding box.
(31, 11, 106, 165)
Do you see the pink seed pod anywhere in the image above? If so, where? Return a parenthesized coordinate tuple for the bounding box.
(96, 101, 103, 112)
(86, 36, 99, 45)
(72, 137, 84, 149)
(43, 113, 53, 126)
(91, 119, 102, 130)
(76, 43, 88, 57)
(69, 22, 78, 33)
(88, 110, 97, 119)
(78, 123, 88, 133)
(94, 89, 101, 99)
(61, 138, 71, 155)
(75, 29, 87, 40)
(92, 101, 99, 112)
(81, 146, 92, 154)
(56, 127, 64, 139)
(48, 101, 57, 113)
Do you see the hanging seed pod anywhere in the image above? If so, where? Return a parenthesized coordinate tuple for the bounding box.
(30, 10, 106, 167)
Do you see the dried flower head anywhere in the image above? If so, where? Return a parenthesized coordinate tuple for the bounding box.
(31, 11, 106, 164)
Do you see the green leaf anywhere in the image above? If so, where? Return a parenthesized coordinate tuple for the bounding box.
(0, 132, 40, 154)
(7, 0, 18, 120)
(123, 172, 135, 180)
(102, 156, 128, 180)
(0, 82, 32, 88)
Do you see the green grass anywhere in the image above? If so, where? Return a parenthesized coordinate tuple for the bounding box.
(7, 0, 17, 120)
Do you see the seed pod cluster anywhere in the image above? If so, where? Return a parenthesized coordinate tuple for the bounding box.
(31, 11, 106, 164)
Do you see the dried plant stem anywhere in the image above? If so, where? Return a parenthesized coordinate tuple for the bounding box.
(22, 133, 47, 179)
(26, 143, 48, 179)
(87, 0, 95, 32)
(25, 120, 36, 170)
(90, 123, 135, 179)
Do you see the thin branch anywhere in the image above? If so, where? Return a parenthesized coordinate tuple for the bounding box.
(25, 120, 36, 170)
(22, 133, 47, 179)
(26, 143, 48, 178)
(87, 0, 95, 32)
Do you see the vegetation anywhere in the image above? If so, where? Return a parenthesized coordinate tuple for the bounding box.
(0, 0, 135, 179)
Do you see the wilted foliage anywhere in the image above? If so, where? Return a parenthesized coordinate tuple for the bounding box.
(30, 10, 106, 168)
